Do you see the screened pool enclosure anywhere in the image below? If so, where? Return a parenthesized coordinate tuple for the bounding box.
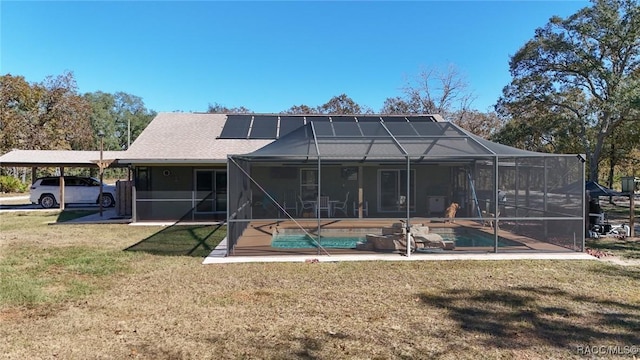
(227, 117, 585, 257)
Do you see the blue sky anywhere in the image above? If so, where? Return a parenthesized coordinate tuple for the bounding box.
(1, 1, 589, 114)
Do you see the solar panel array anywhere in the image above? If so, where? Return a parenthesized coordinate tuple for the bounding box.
(218, 114, 437, 139)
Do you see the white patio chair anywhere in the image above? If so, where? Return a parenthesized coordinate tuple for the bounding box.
(317, 196, 331, 217)
(332, 191, 349, 217)
(282, 192, 298, 217)
(352, 200, 368, 217)
(299, 195, 315, 217)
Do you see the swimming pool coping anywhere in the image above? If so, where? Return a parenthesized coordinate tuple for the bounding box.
(203, 250, 596, 264)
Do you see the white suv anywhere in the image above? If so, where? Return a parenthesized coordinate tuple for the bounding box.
(30, 176, 116, 209)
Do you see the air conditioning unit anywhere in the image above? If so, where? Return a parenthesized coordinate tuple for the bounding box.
(427, 196, 445, 215)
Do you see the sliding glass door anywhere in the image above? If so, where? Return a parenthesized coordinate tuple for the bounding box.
(378, 169, 415, 212)
(194, 169, 227, 214)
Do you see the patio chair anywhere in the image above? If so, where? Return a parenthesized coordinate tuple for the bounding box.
(352, 200, 368, 217)
(332, 191, 349, 217)
(299, 195, 315, 217)
(282, 192, 298, 217)
(317, 196, 331, 217)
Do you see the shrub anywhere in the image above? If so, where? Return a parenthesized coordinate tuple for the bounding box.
(0, 176, 28, 193)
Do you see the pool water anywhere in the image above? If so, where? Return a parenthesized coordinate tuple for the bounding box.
(271, 232, 521, 249)
(437, 234, 522, 248)
(271, 234, 364, 249)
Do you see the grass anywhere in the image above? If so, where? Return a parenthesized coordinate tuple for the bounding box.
(1, 212, 639, 359)
(125, 223, 226, 257)
(586, 237, 640, 259)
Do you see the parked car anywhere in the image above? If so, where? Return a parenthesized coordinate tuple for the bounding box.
(29, 176, 116, 209)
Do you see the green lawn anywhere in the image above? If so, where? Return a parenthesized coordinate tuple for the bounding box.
(1, 211, 638, 359)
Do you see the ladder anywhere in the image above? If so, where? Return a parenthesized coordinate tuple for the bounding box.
(467, 171, 483, 223)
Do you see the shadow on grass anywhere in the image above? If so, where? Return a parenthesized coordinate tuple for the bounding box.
(418, 285, 640, 350)
(56, 210, 99, 222)
(587, 263, 640, 280)
(125, 223, 226, 257)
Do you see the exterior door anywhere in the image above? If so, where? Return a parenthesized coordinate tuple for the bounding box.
(194, 170, 227, 213)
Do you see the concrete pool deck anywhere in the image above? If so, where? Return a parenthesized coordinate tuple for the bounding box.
(203, 240, 595, 264)
(203, 219, 595, 264)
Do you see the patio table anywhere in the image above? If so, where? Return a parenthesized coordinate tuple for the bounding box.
(305, 199, 340, 217)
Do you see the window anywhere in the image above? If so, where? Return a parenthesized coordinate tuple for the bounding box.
(300, 169, 318, 200)
(136, 167, 150, 191)
(41, 178, 59, 186)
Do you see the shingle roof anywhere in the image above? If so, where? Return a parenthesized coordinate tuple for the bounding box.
(119, 113, 272, 164)
(0, 150, 125, 167)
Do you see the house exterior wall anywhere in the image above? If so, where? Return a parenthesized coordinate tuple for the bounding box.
(246, 163, 455, 218)
(133, 165, 226, 222)
(361, 164, 451, 217)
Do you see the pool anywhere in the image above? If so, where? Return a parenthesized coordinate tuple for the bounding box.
(271, 234, 364, 249)
(271, 231, 522, 249)
(435, 233, 521, 248)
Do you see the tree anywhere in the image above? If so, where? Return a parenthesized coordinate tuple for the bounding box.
(379, 65, 493, 137)
(0, 71, 93, 153)
(84, 91, 119, 151)
(601, 115, 640, 188)
(84, 91, 156, 150)
(380, 96, 414, 115)
(453, 110, 505, 139)
(382, 65, 474, 117)
(495, 0, 640, 181)
(207, 102, 252, 114)
(0, 74, 42, 153)
(281, 104, 315, 114)
(316, 94, 362, 114)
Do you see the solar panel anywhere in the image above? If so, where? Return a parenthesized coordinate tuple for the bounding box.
(331, 122, 364, 137)
(359, 122, 392, 137)
(312, 122, 335, 137)
(381, 116, 408, 122)
(305, 116, 331, 123)
(412, 122, 452, 136)
(278, 116, 306, 138)
(330, 116, 357, 122)
(357, 116, 382, 122)
(385, 122, 419, 136)
(219, 115, 252, 138)
(248, 116, 278, 139)
(405, 116, 435, 122)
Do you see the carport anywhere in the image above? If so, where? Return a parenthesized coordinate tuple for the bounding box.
(0, 149, 125, 210)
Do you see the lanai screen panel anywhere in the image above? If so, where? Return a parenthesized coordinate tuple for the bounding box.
(311, 122, 496, 159)
(226, 117, 585, 255)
